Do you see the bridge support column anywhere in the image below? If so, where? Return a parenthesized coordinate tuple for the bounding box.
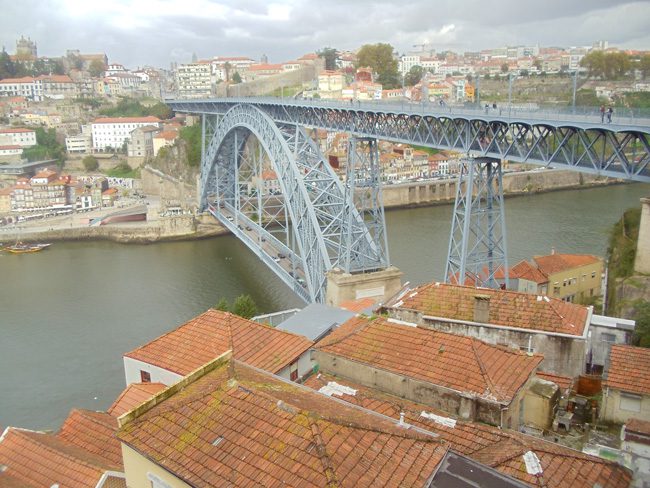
(634, 197, 650, 274)
(325, 266, 403, 308)
(445, 157, 509, 289)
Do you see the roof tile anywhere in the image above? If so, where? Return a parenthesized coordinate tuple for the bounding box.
(108, 382, 166, 417)
(603, 344, 650, 395)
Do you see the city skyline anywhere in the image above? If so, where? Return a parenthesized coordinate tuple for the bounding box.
(1, 0, 649, 68)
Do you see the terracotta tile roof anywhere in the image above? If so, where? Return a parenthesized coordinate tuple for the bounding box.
(0, 145, 21, 150)
(119, 357, 448, 487)
(0, 473, 33, 488)
(92, 116, 161, 124)
(509, 260, 549, 284)
(603, 344, 650, 395)
(315, 316, 542, 403)
(153, 130, 178, 140)
(124, 309, 313, 375)
(0, 128, 34, 134)
(338, 297, 377, 313)
(108, 382, 166, 417)
(0, 428, 124, 488)
(533, 253, 602, 275)
(57, 409, 122, 466)
(626, 418, 650, 436)
(304, 373, 632, 488)
(394, 282, 589, 336)
(536, 371, 574, 394)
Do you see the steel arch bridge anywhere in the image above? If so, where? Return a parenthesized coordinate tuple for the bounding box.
(197, 103, 388, 303)
(169, 97, 650, 301)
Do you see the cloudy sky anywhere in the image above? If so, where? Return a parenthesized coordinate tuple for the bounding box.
(1, 0, 649, 68)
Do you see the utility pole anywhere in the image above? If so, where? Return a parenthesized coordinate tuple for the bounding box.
(508, 72, 514, 116)
(476, 75, 480, 107)
(571, 70, 577, 112)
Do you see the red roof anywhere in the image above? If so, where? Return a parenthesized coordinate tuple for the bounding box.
(626, 418, 650, 436)
(0, 128, 34, 134)
(533, 254, 602, 275)
(93, 116, 161, 124)
(316, 316, 542, 403)
(509, 260, 549, 284)
(249, 63, 283, 71)
(304, 372, 632, 488)
(0, 145, 21, 150)
(0, 77, 35, 84)
(153, 130, 178, 140)
(604, 345, 650, 395)
(108, 382, 166, 417)
(0, 428, 124, 488)
(536, 371, 574, 394)
(57, 409, 122, 466)
(394, 282, 590, 336)
(124, 309, 313, 375)
(118, 356, 448, 487)
(338, 297, 377, 313)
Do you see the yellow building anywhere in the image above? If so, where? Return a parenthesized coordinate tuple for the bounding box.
(533, 253, 604, 303)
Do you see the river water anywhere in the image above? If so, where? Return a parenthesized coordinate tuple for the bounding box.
(1, 183, 648, 430)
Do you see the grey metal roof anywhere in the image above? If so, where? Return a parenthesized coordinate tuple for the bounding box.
(591, 313, 636, 331)
(427, 451, 529, 488)
(276, 303, 354, 341)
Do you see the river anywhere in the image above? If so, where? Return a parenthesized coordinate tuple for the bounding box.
(0, 183, 648, 430)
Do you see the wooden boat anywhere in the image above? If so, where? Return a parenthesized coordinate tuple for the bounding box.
(4, 242, 52, 254)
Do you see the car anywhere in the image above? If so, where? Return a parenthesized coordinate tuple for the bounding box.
(238, 225, 243, 230)
(261, 237, 266, 242)
(226, 216, 234, 222)
(277, 253, 286, 259)
(273, 257, 281, 263)
(245, 226, 252, 231)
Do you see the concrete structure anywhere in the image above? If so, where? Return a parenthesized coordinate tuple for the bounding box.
(385, 282, 592, 377)
(622, 418, 650, 487)
(602, 345, 650, 424)
(314, 315, 543, 429)
(325, 266, 403, 308)
(0, 145, 22, 162)
(65, 134, 92, 153)
(127, 125, 159, 159)
(588, 314, 635, 374)
(123, 309, 314, 385)
(91, 116, 161, 152)
(635, 197, 650, 274)
(175, 62, 212, 98)
(276, 302, 354, 341)
(522, 377, 560, 430)
(533, 253, 604, 303)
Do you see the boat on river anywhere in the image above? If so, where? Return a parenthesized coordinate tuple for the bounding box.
(3, 242, 52, 254)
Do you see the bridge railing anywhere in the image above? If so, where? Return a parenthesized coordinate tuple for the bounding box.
(174, 96, 650, 128)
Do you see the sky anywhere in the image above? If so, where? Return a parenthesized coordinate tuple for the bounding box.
(1, 0, 649, 68)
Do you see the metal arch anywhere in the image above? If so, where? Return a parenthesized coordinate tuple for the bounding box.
(200, 103, 382, 303)
(171, 98, 650, 182)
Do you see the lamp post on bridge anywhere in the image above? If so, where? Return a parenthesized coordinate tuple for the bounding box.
(571, 70, 578, 114)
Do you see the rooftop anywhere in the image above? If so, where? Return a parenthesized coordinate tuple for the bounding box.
(508, 260, 549, 284)
(533, 253, 602, 275)
(0, 427, 124, 488)
(108, 382, 166, 418)
(304, 372, 632, 488)
(276, 303, 354, 341)
(124, 309, 313, 376)
(315, 315, 543, 403)
(118, 353, 449, 487)
(92, 116, 161, 124)
(603, 344, 650, 395)
(57, 409, 122, 466)
(392, 282, 590, 336)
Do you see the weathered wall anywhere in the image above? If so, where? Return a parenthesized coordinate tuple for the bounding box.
(123, 356, 183, 387)
(122, 444, 192, 488)
(388, 308, 586, 377)
(325, 266, 403, 307)
(634, 197, 650, 274)
(601, 389, 650, 424)
(314, 351, 506, 425)
(141, 165, 197, 203)
(380, 170, 616, 210)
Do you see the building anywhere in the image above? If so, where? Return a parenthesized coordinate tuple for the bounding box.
(304, 372, 632, 488)
(622, 418, 650, 485)
(0, 76, 43, 100)
(117, 352, 452, 488)
(602, 345, 650, 423)
(250, 169, 280, 195)
(314, 315, 543, 429)
(126, 125, 159, 159)
(65, 134, 92, 153)
(122, 309, 314, 385)
(152, 130, 178, 156)
(0, 128, 37, 147)
(533, 252, 604, 302)
(0, 145, 22, 163)
(587, 314, 635, 374)
(175, 61, 212, 98)
(91, 116, 161, 152)
(0, 187, 12, 213)
(317, 70, 345, 98)
(384, 281, 592, 377)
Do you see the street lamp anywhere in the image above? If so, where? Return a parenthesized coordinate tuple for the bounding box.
(571, 70, 578, 113)
(507, 72, 515, 116)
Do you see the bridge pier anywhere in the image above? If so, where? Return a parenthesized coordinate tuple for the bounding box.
(634, 197, 650, 274)
(325, 266, 403, 308)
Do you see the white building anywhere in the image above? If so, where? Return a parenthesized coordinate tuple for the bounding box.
(0, 77, 43, 101)
(175, 61, 212, 98)
(399, 54, 421, 75)
(91, 116, 161, 152)
(0, 145, 22, 162)
(65, 134, 92, 153)
(0, 128, 37, 147)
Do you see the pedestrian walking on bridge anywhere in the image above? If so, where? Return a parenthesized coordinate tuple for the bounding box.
(599, 105, 605, 123)
(606, 107, 613, 124)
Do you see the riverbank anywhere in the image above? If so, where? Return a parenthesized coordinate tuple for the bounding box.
(0, 169, 628, 244)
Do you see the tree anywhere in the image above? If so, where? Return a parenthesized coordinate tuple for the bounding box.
(148, 102, 172, 119)
(232, 71, 242, 84)
(215, 298, 230, 311)
(223, 61, 232, 83)
(500, 63, 509, 73)
(356, 43, 400, 89)
(88, 59, 105, 78)
(640, 54, 650, 79)
(231, 294, 258, 319)
(405, 65, 424, 86)
(581, 51, 632, 80)
(317, 47, 338, 71)
(82, 155, 99, 172)
(632, 301, 650, 348)
(0, 49, 16, 79)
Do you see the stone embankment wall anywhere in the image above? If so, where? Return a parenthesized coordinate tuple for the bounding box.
(381, 170, 614, 209)
(141, 166, 198, 204)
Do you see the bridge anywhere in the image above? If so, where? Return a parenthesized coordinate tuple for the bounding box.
(169, 97, 650, 304)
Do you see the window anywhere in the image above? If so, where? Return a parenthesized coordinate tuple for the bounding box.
(290, 361, 298, 382)
(140, 370, 151, 383)
(592, 271, 596, 279)
(620, 392, 641, 413)
(601, 333, 616, 343)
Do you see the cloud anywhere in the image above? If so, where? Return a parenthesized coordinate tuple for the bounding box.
(0, 0, 647, 68)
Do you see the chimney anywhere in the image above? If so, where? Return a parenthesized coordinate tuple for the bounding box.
(473, 294, 490, 323)
(551, 247, 555, 255)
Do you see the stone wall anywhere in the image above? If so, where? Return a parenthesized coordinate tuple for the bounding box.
(634, 197, 650, 274)
(141, 166, 197, 204)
